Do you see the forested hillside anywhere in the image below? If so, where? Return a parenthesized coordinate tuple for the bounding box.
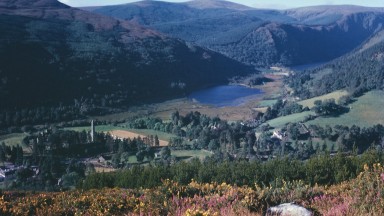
(88, 1, 384, 66)
(288, 30, 384, 99)
(0, 0, 253, 114)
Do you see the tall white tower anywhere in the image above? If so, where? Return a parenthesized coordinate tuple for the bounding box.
(91, 120, 95, 142)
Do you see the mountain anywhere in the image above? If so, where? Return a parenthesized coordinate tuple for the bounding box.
(185, 0, 252, 10)
(288, 29, 384, 99)
(0, 0, 254, 110)
(285, 5, 384, 25)
(88, 1, 384, 67)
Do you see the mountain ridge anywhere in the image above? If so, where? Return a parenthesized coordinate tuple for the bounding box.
(0, 0, 254, 110)
(88, 1, 384, 66)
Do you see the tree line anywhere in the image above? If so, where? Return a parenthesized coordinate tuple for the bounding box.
(80, 149, 384, 190)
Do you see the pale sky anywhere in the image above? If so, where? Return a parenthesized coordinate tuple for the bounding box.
(58, 0, 384, 9)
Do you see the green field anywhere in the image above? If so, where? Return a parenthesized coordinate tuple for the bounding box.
(171, 150, 213, 160)
(258, 99, 278, 107)
(298, 90, 349, 108)
(0, 133, 26, 146)
(306, 90, 384, 127)
(0, 133, 30, 153)
(264, 111, 315, 129)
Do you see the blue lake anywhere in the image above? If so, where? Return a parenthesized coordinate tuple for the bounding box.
(189, 85, 263, 107)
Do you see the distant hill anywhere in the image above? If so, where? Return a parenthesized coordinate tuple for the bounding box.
(87, 1, 384, 66)
(0, 0, 254, 110)
(285, 5, 384, 25)
(288, 29, 384, 99)
(185, 0, 252, 10)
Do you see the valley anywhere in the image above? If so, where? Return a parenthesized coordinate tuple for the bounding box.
(1, 0, 384, 215)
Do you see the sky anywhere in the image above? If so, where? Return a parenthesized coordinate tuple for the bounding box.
(58, 0, 384, 9)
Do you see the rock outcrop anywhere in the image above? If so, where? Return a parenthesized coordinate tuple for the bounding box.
(266, 203, 312, 216)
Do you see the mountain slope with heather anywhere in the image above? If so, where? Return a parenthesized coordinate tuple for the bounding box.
(88, 1, 384, 66)
(0, 0, 254, 111)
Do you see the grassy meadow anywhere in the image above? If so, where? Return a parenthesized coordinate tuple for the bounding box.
(264, 111, 314, 129)
(0, 133, 30, 153)
(306, 90, 384, 127)
(263, 90, 382, 129)
(298, 90, 349, 108)
(171, 150, 213, 161)
(257, 99, 278, 107)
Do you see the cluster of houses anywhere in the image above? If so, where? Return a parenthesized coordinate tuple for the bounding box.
(0, 164, 19, 182)
(0, 163, 40, 185)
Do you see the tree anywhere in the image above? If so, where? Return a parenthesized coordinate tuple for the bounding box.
(208, 139, 219, 151)
(313, 99, 346, 116)
(246, 131, 256, 155)
(154, 135, 160, 147)
(136, 151, 145, 163)
(85, 163, 96, 176)
(61, 172, 81, 188)
(111, 153, 121, 167)
(0, 143, 6, 163)
(160, 147, 171, 160)
(15, 145, 23, 166)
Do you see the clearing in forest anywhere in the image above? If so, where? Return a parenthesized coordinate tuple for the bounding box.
(109, 130, 169, 147)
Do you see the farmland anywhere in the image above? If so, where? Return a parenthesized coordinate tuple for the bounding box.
(171, 150, 213, 161)
(298, 90, 349, 108)
(109, 130, 170, 147)
(306, 90, 384, 127)
(65, 126, 176, 146)
(264, 111, 314, 129)
(262, 90, 380, 129)
(0, 133, 30, 153)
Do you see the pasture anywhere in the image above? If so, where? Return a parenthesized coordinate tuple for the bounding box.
(0, 133, 30, 153)
(306, 90, 384, 127)
(298, 90, 349, 108)
(109, 130, 170, 146)
(264, 111, 315, 129)
(171, 150, 213, 161)
(257, 99, 278, 107)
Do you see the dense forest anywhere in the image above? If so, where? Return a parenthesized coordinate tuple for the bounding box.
(288, 39, 384, 99)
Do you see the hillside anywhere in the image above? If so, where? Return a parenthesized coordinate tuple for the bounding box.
(288, 29, 384, 99)
(1, 157, 384, 215)
(0, 0, 254, 111)
(88, 1, 384, 67)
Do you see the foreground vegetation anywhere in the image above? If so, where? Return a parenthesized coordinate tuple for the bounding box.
(1, 161, 384, 215)
(80, 150, 384, 190)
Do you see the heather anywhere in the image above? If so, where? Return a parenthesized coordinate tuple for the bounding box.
(1, 163, 384, 215)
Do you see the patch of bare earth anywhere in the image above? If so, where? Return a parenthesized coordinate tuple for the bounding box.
(109, 130, 169, 147)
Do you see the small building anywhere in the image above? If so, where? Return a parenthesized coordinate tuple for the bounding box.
(271, 130, 284, 140)
(98, 156, 106, 163)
